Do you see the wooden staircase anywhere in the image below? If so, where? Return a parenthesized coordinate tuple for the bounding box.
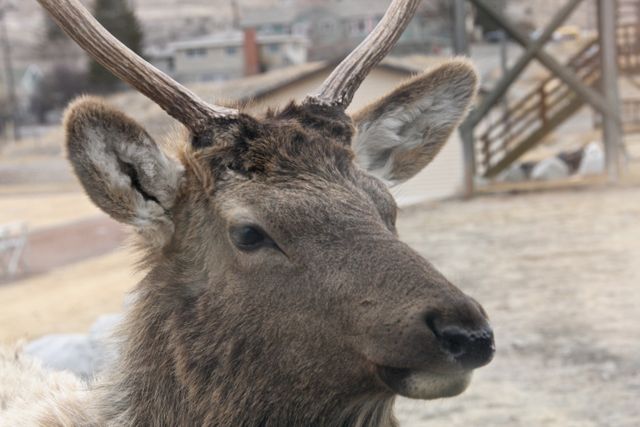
(476, 3, 640, 178)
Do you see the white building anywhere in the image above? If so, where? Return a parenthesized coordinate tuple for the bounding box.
(147, 30, 308, 83)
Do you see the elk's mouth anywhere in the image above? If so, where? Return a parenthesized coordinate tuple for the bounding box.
(375, 365, 472, 400)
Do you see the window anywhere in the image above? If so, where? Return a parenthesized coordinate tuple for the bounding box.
(268, 44, 280, 53)
(185, 48, 207, 58)
(226, 46, 237, 55)
(322, 20, 335, 33)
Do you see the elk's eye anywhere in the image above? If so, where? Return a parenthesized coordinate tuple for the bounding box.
(230, 225, 268, 251)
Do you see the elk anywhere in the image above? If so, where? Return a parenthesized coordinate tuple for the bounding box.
(1, 0, 494, 425)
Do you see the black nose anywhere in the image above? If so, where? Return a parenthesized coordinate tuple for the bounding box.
(430, 323, 495, 369)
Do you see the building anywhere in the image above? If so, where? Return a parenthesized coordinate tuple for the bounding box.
(240, 0, 450, 61)
(147, 30, 308, 83)
(145, 0, 452, 83)
(506, 0, 598, 33)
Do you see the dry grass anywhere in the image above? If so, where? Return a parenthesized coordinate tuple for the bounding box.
(0, 249, 140, 343)
(0, 191, 101, 231)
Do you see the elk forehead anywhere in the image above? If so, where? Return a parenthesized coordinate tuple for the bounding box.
(192, 104, 359, 184)
(192, 106, 398, 239)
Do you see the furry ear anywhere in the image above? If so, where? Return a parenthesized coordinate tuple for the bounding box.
(351, 59, 478, 185)
(64, 97, 183, 244)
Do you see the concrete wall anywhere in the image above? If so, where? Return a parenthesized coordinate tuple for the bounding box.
(246, 66, 464, 207)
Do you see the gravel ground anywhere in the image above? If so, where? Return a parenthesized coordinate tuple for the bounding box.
(393, 186, 640, 426)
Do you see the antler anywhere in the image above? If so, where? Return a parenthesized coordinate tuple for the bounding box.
(305, 0, 421, 109)
(37, 0, 237, 135)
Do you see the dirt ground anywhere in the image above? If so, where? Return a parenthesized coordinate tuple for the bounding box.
(0, 248, 141, 343)
(394, 185, 640, 427)
(1, 185, 638, 426)
(0, 192, 127, 284)
(0, 192, 99, 230)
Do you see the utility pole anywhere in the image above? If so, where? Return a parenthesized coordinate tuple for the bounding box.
(0, 0, 20, 141)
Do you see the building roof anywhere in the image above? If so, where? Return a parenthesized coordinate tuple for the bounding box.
(189, 60, 328, 103)
(108, 53, 449, 136)
(240, 0, 392, 28)
(240, 6, 299, 28)
(328, 0, 391, 19)
(107, 61, 329, 135)
(168, 31, 308, 50)
(144, 45, 175, 60)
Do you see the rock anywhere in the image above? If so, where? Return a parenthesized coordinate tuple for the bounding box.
(499, 164, 527, 182)
(530, 157, 570, 181)
(558, 148, 584, 173)
(89, 313, 123, 372)
(578, 142, 605, 176)
(89, 313, 123, 340)
(24, 334, 96, 379)
(474, 175, 490, 188)
(25, 313, 124, 379)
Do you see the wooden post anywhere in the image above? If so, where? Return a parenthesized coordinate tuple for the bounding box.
(598, 0, 623, 181)
(469, 0, 619, 123)
(451, 0, 475, 197)
(460, 123, 476, 199)
(452, 0, 469, 56)
(539, 85, 548, 126)
(465, 0, 584, 127)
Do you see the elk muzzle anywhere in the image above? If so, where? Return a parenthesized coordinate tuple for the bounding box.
(372, 299, 494, 399)
(350, 244, 495, 400)
(428, 321, 495, 370)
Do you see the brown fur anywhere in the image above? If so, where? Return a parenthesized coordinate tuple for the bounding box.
(2, 62, 491, 426)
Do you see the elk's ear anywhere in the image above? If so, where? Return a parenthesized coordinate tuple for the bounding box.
(351, 60, 477, 185)
(64, 97, 183, 243)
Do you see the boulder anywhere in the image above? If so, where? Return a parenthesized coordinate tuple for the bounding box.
(89, 313, 124, 372)
(24, 334, 96, 379)
(558, 148, 584, 173)
(530, 157, 570, 181)
(499, 164, 528, 182)
(578, 142, 605, 176)
(89, 313, 123, 340)
(24, 313, 124, 379)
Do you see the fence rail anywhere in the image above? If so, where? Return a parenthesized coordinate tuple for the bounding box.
(0, 221, 28, 278)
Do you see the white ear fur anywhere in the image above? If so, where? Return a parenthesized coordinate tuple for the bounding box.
(352, 59, 478, 186)
(64, 97, 183, 246)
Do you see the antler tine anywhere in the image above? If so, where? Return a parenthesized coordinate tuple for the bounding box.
(37, 0, 238, 135)
(305, 0, 421, 109)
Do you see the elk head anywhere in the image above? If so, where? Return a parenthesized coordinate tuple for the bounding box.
(41, 0, 494, 424)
